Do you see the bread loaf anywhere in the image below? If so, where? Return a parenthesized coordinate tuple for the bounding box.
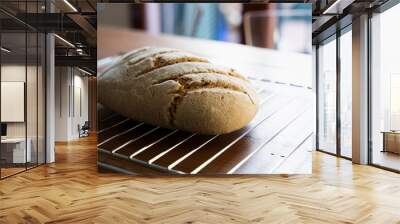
(98, 47, 259, 135)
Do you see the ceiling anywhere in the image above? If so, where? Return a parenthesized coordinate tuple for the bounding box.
(0, 0, 97, 73)
(1, 0, 396, 70)
(312, 0, 392, 43)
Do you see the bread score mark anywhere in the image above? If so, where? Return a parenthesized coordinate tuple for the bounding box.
(154, 72, 255, 102)
(127, 50, 178, 66)
(165, 75, 256, 127)
(129, 54, 209, 78)
(100, 47, 152, 76)
(101, 49, 178, 78)
(151, 70, 247, 89)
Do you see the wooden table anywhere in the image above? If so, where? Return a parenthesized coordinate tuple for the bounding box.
(382, 131, 400, 154)
(97, 27, 314, 175)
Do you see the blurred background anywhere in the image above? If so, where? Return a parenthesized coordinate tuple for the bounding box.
(98, 3, 312, 54)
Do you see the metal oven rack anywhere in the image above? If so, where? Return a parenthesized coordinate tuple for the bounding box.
(97, 77, 314, 175)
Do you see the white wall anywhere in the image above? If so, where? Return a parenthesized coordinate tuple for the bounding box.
(55, 67, 89, 141)
(1, 63, 46, 164)
(71, 73, 89, 138)
(1, 65, 36, 138)
(1, 65, 26, 138)
(55, 67, 70, 141)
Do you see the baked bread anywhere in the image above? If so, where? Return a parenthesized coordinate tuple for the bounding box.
(98, 47, 259, 135)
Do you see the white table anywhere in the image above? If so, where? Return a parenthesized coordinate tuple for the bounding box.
(1, 138, 31, 163)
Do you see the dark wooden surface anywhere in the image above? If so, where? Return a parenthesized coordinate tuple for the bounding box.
(97, 77, 313, 175)
(97, 28, 314, 174)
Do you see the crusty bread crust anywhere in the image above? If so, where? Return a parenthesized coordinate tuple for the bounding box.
(98, 47, 259, 135)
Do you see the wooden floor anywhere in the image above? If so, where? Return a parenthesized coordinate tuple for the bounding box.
(1, 167, 26, 178)
(373, 150, 400, 171)
(0, 136, 400, 223)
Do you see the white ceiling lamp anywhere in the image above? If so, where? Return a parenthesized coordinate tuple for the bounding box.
(1, 47, 11, 53)
(54, 34, 75, 48)
(76, 49, 84, 55)
(63, 0, 78, 12)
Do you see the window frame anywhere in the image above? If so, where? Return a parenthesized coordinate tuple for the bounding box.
(0, 0, 47, 180)
(367, 1, 400, 173)
(315, 23, 352, 160)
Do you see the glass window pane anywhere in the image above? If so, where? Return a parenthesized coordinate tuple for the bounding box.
(340, 30, 352, 158)
(1, 0, 46, 179)
(371, 4, 400, 171)
(38, 33, 45, 165)
(27, 31, 38, 169)
(318, 37, 337, 154)
(1, 31, 28, 177)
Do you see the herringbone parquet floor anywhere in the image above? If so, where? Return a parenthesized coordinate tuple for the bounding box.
(0, 135, 399, 224)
